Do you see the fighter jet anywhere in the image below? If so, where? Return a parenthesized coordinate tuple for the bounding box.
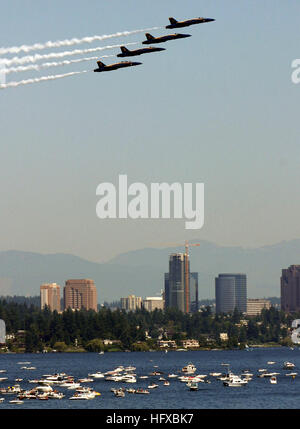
(117, 45, 165, 58)
(166, 16, 215, 29)
(94, 60, 142, 72)
(142, 33, 191, 45)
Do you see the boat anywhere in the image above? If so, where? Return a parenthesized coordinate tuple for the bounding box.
(148, 383, 159, 389)
(182, 363, 196, 374)
(163, 381, 170, 386)
(126, 388, 136, 393)
(286, 372, 297, 378)
(283, 362, 295, 369)
(223, 375, 248, 387)
(9, 399, 24, 404)
(168, 374, 178, 378)
(114, 389, 125, 398)
(88, 372, 104, 379)
(0, 398, 4, 402)
(270, 376, 277, 384)
(0, 378, 8, 382)
(135, 388, 150, 394)
(187, 381, 198, 391)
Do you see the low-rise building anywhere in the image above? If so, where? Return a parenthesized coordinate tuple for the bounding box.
(181, 339, 200, 348)
(220, 333, 228, 341)
(143, 296, 164, 312)
(157, 340, 177, 348)
(246, 299, 271, 316)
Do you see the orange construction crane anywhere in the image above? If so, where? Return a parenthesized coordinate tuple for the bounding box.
(184, 241, 200, 313)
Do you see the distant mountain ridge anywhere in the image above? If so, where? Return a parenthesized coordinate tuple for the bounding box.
(0, 239, 300, 302)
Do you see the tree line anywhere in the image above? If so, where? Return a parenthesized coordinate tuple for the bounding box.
(0, 298, 297, 352)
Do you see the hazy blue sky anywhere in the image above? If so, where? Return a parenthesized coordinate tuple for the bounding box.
(0, 0, 299, 262)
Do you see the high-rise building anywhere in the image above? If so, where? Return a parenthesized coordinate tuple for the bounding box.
(215, 274, 247, 314)
(190, 272, 199, 313)
(64, 279, 98, 311)
(165, 253, 190, 313)
(121, 295, 142, 312)
(0, 319, 5, 344)
(40, 283, 61, 312)
(281, 265, 300, 312)
(143, 296, 164, 312)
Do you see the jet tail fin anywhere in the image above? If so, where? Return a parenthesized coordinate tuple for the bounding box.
(169, 17, 178, 25)
(120, 46, 130, 54)
(145, 33, 154, 41)
(97, 61, 105, 68)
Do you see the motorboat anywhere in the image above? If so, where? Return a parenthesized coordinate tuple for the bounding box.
(187, 381, 198, 391)
(114, 389, 125, 398)
(223, 375, 248, 387)
(135, 388, 150, 394)
(168, 374, 178, 378)
(283, 362, 295, 369)
(270, 376, 277, 384)
(78, 378, 94, 383)
(9, 399, 24, 404)
(0, 385, 22, 395)
(148, 383, 159, 389)
(182, 363, 196, 374)
(163, 381, 170, 386)
(286, 372, 298, 378)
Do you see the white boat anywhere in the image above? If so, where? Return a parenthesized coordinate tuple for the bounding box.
(0, 398, 4, 402)
(223, 375, 248, 387)
(286, 372, 297, 377)
(283, 362, 295, 369)
(9, 399, 24, 404)
(270, 376, 277, 384)
(0, 378, 8, 382)
(88, 372, 104, 379)
(182, 363, 196, 374)
(168, 374, 178, 378)
(148, 383, 159, 389)
(79, 378, 93, 383)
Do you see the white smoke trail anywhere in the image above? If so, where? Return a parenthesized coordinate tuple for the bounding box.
(0, 27, 161, 55)
(0, 69, 90, 90)
(2, 42, 138, 67)
(4, 55, 115, 74)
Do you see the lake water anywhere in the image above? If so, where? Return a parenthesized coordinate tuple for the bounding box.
(0, 347, 300, 410)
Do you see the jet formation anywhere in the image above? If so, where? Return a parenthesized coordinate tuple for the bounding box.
(94, 15, 215, 73)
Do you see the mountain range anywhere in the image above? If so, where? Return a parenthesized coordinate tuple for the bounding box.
(0, 239, 300, 302)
